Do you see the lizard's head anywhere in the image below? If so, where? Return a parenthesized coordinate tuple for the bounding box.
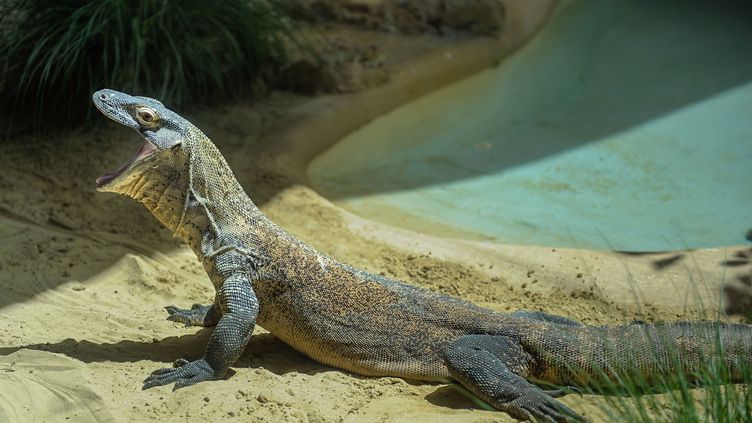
(92, 89, 189, 193)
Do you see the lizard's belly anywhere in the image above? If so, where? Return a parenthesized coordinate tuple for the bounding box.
(254, 292, 452, 381)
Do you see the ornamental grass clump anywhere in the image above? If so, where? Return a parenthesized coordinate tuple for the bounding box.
(591, 253, 752, 423)
(593, 326, 752, 422)
(0, 0, 293, 131)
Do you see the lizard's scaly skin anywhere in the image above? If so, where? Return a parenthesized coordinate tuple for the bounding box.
(92, 89, 751, 422)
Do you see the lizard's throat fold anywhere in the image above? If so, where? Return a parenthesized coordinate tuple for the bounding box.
(96, 140, 158, 187)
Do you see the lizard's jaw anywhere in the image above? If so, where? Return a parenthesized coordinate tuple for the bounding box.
(96, 140, 158, 188)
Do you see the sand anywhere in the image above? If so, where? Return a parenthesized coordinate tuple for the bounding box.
(1, 3, 750, 422)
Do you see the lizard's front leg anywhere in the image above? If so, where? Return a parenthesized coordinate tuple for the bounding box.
(143, 271, 258, 390)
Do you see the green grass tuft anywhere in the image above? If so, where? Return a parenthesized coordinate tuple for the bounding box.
(597, 356, 752, 422)
(590, 250, 752, 422)
(0, 0, 295, 131)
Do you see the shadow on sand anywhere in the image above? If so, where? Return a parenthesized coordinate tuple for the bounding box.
(0, 331, 331, 377)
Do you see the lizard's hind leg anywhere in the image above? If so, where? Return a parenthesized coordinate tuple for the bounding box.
(442, 335, 586, 422)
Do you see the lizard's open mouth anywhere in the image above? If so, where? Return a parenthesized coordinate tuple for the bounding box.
(96, 140, 158, 187)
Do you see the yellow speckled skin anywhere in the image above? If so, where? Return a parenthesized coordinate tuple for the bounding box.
(93, 89, 752, 422)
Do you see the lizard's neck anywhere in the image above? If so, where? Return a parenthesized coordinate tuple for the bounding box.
(121, 132, 263, 256)
(120, 151, 192, 236)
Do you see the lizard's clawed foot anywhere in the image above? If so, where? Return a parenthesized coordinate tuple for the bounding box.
(165, 304, 212, 327)
(507, 388, 587, 423)
(142, 358, 217, 390)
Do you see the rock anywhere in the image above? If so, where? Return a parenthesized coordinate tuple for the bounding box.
(281, 0, 505, 35)
(381, 0, 443, 33)
(277, 39, 388, 95)
(280, 0, 381, 28)
(276, 0, 506, 94)
(440, 0, 505, 35)
(277, 60, 333, 95)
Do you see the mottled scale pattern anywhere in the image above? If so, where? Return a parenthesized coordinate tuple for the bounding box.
(94, 89, 752, 422)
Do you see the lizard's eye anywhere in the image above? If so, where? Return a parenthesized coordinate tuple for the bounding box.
(135, 107, 160, 128)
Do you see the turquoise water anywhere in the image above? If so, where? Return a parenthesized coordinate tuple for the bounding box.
(308, 0, 752, 251)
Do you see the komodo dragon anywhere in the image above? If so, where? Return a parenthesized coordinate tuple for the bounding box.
(92, 89, 751, 422)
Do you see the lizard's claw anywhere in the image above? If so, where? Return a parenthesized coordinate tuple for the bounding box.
(543, 385, 584, 398)
(142, 358, 217, 390)
(507, 389, 587, 423)
(165, 304, 208, 327)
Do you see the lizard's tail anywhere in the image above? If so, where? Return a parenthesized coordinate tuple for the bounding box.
(534, 321, 752, 389)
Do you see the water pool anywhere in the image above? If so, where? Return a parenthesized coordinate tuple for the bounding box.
(308, 0, 752, 251)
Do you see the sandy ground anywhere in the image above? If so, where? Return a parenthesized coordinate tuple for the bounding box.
(1, 6, 751, 423)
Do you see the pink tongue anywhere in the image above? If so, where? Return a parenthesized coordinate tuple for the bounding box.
(95, 173, 117, 186)
(96, 142, 157, 187)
